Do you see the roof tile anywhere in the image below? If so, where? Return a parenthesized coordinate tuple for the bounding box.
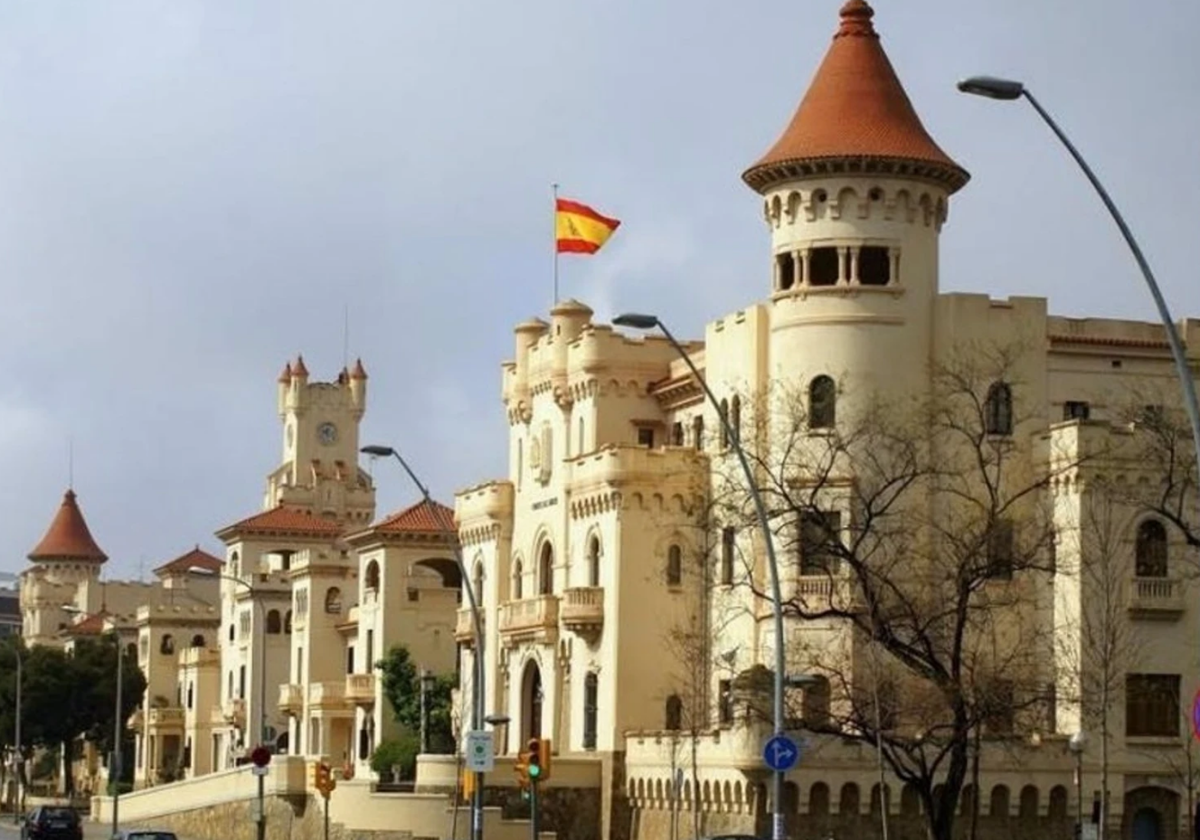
(218, 504, 344, 539)
(28, 490, 108, 563)
(154, 546, 224, 576)
(372, 499, 456, 535)
(743, 1, 968, 193)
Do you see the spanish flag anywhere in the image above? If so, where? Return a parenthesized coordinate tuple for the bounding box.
(555, 198, 621, 254)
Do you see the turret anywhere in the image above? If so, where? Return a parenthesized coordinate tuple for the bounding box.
(350, 358, 368, 419)
(508, 318, 549, 417)
(743, 0, 969, 409)
(276, 362, 292, 417)
(549, 299, 594, 376)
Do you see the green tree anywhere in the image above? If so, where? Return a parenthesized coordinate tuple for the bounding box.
(376, 645, 455, 754)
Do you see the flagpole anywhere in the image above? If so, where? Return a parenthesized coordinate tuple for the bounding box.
(552, 182, 560, 304)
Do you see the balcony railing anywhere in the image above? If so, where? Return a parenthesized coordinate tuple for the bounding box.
(794, 575, 863, 613)
(1128, 576, 1184, 620)
(147, 707, 184, 728)
(345, 673, 376, 704)
(308, 681, 349, 710)
(279, 683, 304, 714)
(498, 595, 559, 639)
(561, 587, 604, 639)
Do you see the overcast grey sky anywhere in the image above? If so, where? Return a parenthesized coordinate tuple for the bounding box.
(0, 1, 1195, 579)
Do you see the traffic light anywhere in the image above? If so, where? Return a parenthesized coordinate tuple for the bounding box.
(526, 738, 551, 783)
(313, 761, 336, 798)
(513, 750, 530, 789)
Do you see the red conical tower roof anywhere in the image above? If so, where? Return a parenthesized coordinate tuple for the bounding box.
(743, 0, 968, 194)
(28, 490, 108, 563)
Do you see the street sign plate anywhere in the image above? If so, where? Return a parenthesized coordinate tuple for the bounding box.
(252, 765, 269, 777)
(465, 730, 495, 772)
(763, 734, 801, 772)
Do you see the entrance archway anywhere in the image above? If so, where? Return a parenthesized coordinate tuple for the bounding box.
(1131, 807, 1162, 840)
(521, 660, 543, 743)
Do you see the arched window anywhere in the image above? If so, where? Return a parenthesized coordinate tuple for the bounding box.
(227, 624, 234, 642)
(719, 399, 730, 449)
(284, 610, 293, 634)
(665, 694, 683, 731)
(160, 634, 175, 655)
(730, 395, 742, 444)
(809, 375, 837, 429)
(229, 551, 239, 579)
(365, 560, 380, 591)
(190, 634, 205, 648)
(513, 559, 524, 600)
(539, 542, 554, 595)
(266, 610, 282, 635)
(666, 545, 682, 586)
(186, 682, 194, 710)
(472, 562, 484, 602)
(325, 587, 343, 614)
(985, 382, 1013, 436)
(587, 537, 601, 587)
(1136, 519, 1168, 577)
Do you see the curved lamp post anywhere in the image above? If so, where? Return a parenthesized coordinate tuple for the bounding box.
(361, 444, 487, 840)
(1068, 730, 1087, 836)
(612, 312, 791, 840)
(957, 76, 1200, 501)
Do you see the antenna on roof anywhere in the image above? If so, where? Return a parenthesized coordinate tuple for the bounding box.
(68, 436, 74, 489)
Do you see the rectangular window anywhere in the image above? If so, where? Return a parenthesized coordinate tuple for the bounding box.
(984, 680, 1014, 734)
(1126, 674, 1180, 737)
(718, 679, 734, 725)
(858, 246, 890, 286)
(799, 511, 842, 575)
(1045, 683, 1057, 732)
(297, 647, 304, 683)
(637, 427, 655, 448)
(366, 630, 375, 671)
(987, 520, 1014, 580)
(809, 246, 839, 286)
(583, 674, 598, 751)
(238, 665, 246, 699)
(1063, 401, 1091, 421)
(347, 646, 355, 675)
(693, 415, 704, 451)
(407, 588, 420, 602)
(671, 422, 684, 446)
(720, 527, 735, 585)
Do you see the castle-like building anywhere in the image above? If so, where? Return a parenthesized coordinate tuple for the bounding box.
(19, 3, 1200, 840)
(452, 3, 1200, 840)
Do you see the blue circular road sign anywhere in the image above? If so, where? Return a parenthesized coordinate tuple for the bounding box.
(763, 734, 801, 772)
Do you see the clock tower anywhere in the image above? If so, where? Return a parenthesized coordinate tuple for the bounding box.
(266, 356, 375, 526)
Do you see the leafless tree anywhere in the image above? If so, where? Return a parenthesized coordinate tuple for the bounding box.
(709, 345, 1073, 840)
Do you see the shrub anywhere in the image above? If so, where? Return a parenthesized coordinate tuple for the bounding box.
(370, 732, 420, 780)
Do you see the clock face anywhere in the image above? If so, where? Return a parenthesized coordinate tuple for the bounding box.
(317, 422, 338, 446)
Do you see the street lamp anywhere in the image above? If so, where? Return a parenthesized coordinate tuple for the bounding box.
(611, 312, 791, 840)
(360, 444, 487, 840)
(206, 572, 270, 840)
(419, 669, 435, 754)
(1068, 730, 1087, 836)
(11, 642, 21, 823)
(957, 75, 1200, 503)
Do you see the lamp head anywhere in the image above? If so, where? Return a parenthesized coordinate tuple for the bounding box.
(612, 313, 660, 331)
(360, 445, 396, 458)
(957, 76, 1026, 101)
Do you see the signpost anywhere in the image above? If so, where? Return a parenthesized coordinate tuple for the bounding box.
(250, 746, 271, 840)
(465, 730, 495, 773)
(763, 734, 801, 773)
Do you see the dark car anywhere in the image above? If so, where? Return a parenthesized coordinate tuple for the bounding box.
(21, 807, 83, 840)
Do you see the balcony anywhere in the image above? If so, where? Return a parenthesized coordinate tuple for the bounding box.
(793, 575, 863, 614)
(456, 609, 485, 644)
(217, 698, 246, 726)
(147, 707, 184, 729)
(279, 684, 304, 714)
(308, 681, 350, 711)
(1128, 577, 1185, 620)
(561, 587, 604, 641)
(345, 673, 376, 705)
(498, 595, 559, 644)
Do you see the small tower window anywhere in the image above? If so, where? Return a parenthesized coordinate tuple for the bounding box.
(777, 253, 796, 291)
(985, 382, 1014, 436)
(666, 545, 682, 586)
(1135, 519, 1168, 578)
(809, 376, 837, 429)
(731, 395, 742, 444)
(858, 246, 890, 286)
(809, 247, 839, 287)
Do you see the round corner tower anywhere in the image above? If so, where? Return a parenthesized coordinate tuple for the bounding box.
(744, 0, 969, 405)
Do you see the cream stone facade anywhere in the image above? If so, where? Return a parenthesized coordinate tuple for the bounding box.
(448, 4, 1200, 840)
